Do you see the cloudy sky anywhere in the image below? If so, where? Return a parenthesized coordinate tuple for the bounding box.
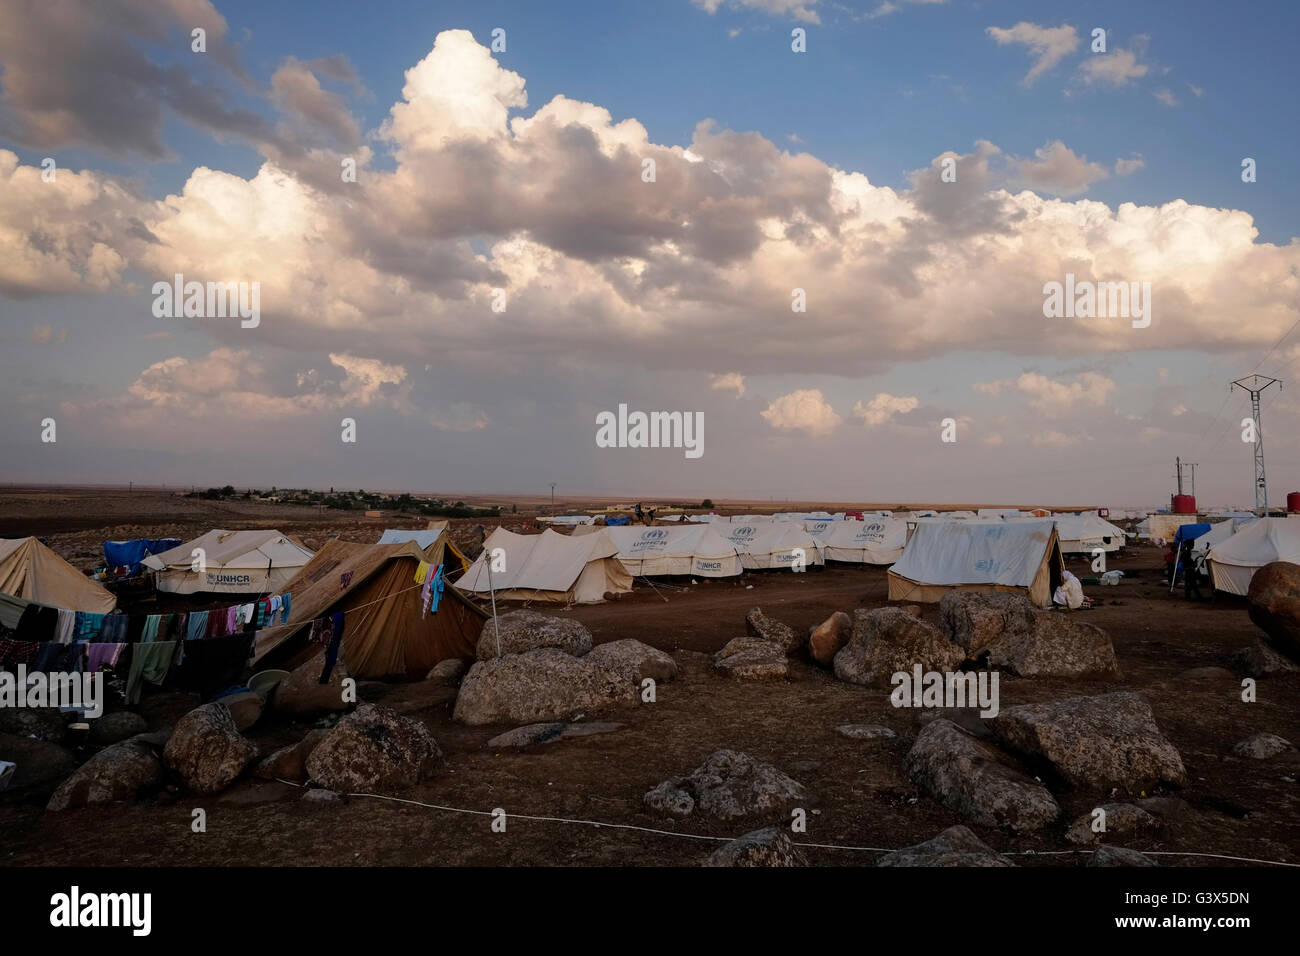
(1, 0, 1297, 507)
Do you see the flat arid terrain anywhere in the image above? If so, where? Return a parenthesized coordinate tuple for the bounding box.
(2, 488, 1296, 867)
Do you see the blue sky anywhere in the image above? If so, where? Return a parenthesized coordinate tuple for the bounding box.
(1, 0, 1297, 507)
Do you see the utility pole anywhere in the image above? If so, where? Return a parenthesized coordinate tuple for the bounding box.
(1231, 374, 1281, 516)
(549, 482, 556, 513)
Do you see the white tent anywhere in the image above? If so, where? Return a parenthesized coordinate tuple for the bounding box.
(601, 525, 742, 577)
(142, 529, 314, 594)
(1191, 519, 1251, 555)
(888, 519, 1063, 607)
(1135, 513, 1201, 545)
(1052, 513, 1128, 554)
(718, 521, 824, 570)
(940, 510, 978, 520)
(978, 508, 1023, 518)
(536, 515, 596, 526)
(1206, 517, 1300, 596)
(456, 528, 631, 604)
(820, 517, 908, 564)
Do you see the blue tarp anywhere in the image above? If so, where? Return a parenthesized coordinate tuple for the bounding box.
(104, 538, 181, 574)
(377, 529, 443, 549)
(1173, 523, 1212, 544)
(605, 515, 631, 526)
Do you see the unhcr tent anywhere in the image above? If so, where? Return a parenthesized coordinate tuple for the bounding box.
(1206, 517, 1300, 596)
(718, 521, 824, 570)
(601, 525, 743, 577)
(1194, 517, 1257, 555)
(1053, 513, 1128, 554)
(457, 528, 631, 604)
(142, 529, 314, 594)
(821, 517, 908, 564)
(254, 540, 486, 678)
(0, 537, 116, 626)
(888, 520, 1064, 607)
(377, 528, 470, 574)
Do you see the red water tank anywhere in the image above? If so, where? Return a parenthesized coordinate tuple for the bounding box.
(1171, 494, 1197, 514)
(1288, 492, 1300, 513)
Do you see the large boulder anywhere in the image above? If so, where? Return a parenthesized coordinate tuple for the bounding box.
(990, 692, 1187, 792)
(273, 655, 353, 716)
(47, 738, 163, 811)
(985, 613, 1120, 678)
(217, 691, 266, 732)
(425, 658, 468, 685)
(476, 610, 592, 660)
(905, 719, 1060, 833)
(878, 825, 1013, 867)
(745, 607, 803, 654)
(713, 637, 789, 680)
(253, 729, 329, 781)
(940, 591, 1035, 654)
(162, 703, 259, 795)
(1231, 639, 1299, 677)
(809, 611, 853, 666)
(1247, 561, 1300, 661)
(704, 827, 808, 867)
(644, 750, 809, 821)
(89, 711, 149, 746)
(0, 733, 77, 792)
(833, 608, 965, 686)
(306, 705, 441, 793)
(453, 647, 636, 725)
(585, 639, 678, 685)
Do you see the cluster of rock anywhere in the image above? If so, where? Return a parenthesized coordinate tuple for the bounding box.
(711, 608, 802, 679)
(644, 749, 809, 821)
(453, 609, 675, 725)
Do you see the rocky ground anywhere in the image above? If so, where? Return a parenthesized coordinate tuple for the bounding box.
(1, 490, 1297, 866)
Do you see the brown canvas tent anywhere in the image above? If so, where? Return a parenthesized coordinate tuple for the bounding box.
(253, 539, 486, 678)
(0, 537, 116, 626)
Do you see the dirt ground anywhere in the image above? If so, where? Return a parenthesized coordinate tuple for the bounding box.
(1, 489, 1297, 867)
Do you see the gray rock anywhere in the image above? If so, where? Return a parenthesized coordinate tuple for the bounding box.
(1232, 640, 1300, 677)
(836, 724, 897, 740)
(476, 610, 592, 660)
(991, 692, 1187, 792)
(704, 827, 808, 866)
(253, 729, 329, 781)
(218, 691, 265, 732)
(746, 607, 803, 654)
(1089, 845, 1158, 867)
(644, 750, 808, 821)
(47, 738, 163, 811)
(987, 697, 1185, 790)
(453, 647, 637, 725)
(643, 781, 694, 816)
(878, 825, 1013, 867)
(0, 733, 77, 791)
(833, 608, 965, 686)
(301, 787, 343, 804)
(905, 719, 1061, 833)
(940, 591, 1033, 654)
(162, 703, 259, 795)
(1232, 732, 1294, 759)
(713, 637, 789, 680)
(1065, 804, 1161, 845)
(306, 704, 441, 793)
(486, 721, 622, 748)
(809, 611, 853, 666)
(425, 658, 468, 685)
(0, 705, 69, 741)
(585, 639, 678, 684)
(986, 613, 1120, 679)
(273, 654, 353, 716)
(89, 711, 149, 745)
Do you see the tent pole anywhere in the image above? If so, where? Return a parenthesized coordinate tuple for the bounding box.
(483, 534, 501, 658)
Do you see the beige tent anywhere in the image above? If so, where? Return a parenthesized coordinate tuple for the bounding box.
(254, 539, 486, 678)
(456, 528, 632, 604)
(142, 529, 314, 594)
(718, 521, 825, 570)
(1206, 517, 1300, 596)
(0, 537, 116, 625)
(598, 524, 743, 577)
(888, 519, 1064, 607)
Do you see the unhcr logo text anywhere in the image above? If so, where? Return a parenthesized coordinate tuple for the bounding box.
(596, 404, 703, 459)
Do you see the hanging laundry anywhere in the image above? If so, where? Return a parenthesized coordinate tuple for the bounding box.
(429, 565, 445, 614)
(224, 605, 240, 635)
(32, 641, 63, 672)
(86, 643, 126, 672)
(126, 641, 177, 705)
(173, 633, 254, 701)
(187, 611, 209, 643)
(413, 561, 430, 585)
(0, 639, 40, 669)
(54, 609, 77, 645)
(279, 593, 291, 623)
(309, 618, 331, 646)
(320, 612, 345, 684)
(74, 611, 105, 642)
(98, 614, 129, 644)
(240, 603, 255, 626)
(140, 614, 162, 644)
